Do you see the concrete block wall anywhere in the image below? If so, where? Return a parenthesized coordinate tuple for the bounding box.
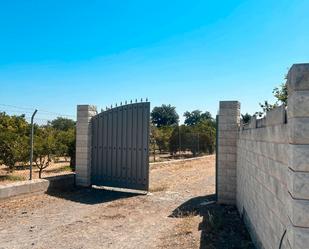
(217, 101, 240, 204)
(236, 124, 289, 249)
(286, 64, 309, 249)
(75, 105, 97, 187)
(218, 63, 309, 249)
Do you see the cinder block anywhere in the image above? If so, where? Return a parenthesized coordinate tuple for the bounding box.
(287, 196, 309, 227)
(76, 152, 91, 160)
(288, 117, 309, 144)
(265, 105, 286, 126)
(287, 169, 309, 199)
(76, 134, 90, 142)
(76, 117, 93, 124)
(218, 138, 237, 146)
(289, 144, 309, 172)
(287, 224, 309, 249)
(288, 91, 309, 118)
(77, 105, 97, 112)
(75, 176, 91, 187)
(218, 115, 239, 124)
(76, 146, 91, 153)
(218, 123, 239, 131)
(76, 127, 92, 136)
(287, 63, 309, 92)
(219, 101, 240, 109)
(219, 108, 240, 117)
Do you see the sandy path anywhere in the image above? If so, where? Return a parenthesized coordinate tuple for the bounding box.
(0, 156, 215, 249)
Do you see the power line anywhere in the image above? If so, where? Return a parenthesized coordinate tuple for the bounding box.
(0, 104, 76, 118)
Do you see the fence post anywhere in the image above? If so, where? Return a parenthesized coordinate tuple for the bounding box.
(286, 63, 309, 249)
(29, 109, 37, 180)
(217, 101, 240, 204)
(75, 105, 97, 187)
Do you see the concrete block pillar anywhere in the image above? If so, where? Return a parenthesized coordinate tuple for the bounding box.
(286, 63, 309, 249)
(217, 101, 240, 204)
(75, 105, 97, 187)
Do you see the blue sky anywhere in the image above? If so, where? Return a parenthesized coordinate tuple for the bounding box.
(0, 0, 309, 123)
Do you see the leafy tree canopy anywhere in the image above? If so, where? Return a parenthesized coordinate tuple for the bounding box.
(241, 113, 252, 124)
(0, 112, 29, 170)
(184, 110, 213, 126)
(48, 117, 75, 131)
(257, 77, 288, 117)
(151, 104, 179, 127)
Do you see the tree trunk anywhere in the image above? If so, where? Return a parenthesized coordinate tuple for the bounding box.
(39, 168, 42, 178)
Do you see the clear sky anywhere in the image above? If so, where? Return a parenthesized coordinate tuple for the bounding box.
(0, 0, 309, 123)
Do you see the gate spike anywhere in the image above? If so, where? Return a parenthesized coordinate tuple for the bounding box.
(111, 104, 113, 108)
(146, 97, 148, 102)
(120, 102, 122, 106)
(101, 108, 103, 112)
(135, 99, 137, 103)
(106, 106, 108, 110)
(141, 98, 143, 102)
(115, 103, 117, 107)
(125, 100, 127, 104)
(130, 100, 132, 104)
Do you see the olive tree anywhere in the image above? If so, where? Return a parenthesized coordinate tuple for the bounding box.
(0, 113, 29, 171)
(33, 127, 57, 178)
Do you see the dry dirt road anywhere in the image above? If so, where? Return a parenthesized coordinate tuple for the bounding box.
(0, 155, 252, 249)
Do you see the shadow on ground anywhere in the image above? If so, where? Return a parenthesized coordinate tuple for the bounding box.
(170, 195, 255, 249)
(46, 187, 140, 205)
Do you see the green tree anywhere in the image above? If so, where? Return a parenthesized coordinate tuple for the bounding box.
(169, 119, 215, 156)
(151, 104, 179, 127)
(49, 117, 76, 169)
(155, 126, 173, 153)
(54, 128, 76, 169)
(0, 113, 29, 171)
(257, 76, 288, 117)
(193, 119, 216, 154)
(184, 110, 213, 126)
(169, 125, 190, 155)
(241, 113, 252, 124)
(273, 82, 288, 105)
(48, 117, 75, 131)
(33, 127, 57, 178)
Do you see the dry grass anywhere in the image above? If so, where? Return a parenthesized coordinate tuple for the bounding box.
(0, 159, 72, 185)
(0, 174, 26, 182)
(98, 214, 126, 220)
(158, 213, 200, 249)
(149, 184, 168, 192)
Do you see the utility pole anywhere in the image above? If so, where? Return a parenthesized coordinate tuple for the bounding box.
(29, 109, 37, 180)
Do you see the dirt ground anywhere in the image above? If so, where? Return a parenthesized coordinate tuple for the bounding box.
(0, 159, 72, 185)
(0, 155, 253, 249)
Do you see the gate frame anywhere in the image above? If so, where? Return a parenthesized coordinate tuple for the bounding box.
(75, 102, 150, 191)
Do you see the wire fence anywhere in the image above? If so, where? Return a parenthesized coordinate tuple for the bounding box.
(150, 131, 215, 163)
(0, 104, 76, 185)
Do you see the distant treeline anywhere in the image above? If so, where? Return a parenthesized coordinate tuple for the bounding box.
(150, 104, 216, 160)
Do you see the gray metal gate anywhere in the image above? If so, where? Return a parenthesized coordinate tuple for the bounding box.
(91, 102, 150, 191)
